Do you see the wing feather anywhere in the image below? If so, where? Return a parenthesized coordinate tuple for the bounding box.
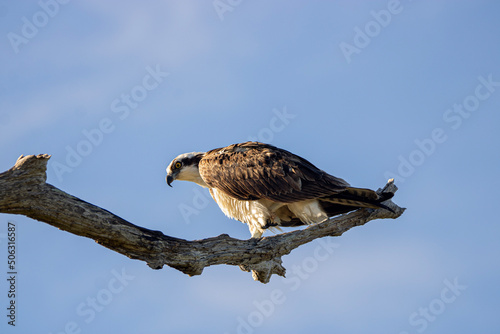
(198, 142, 349, 202)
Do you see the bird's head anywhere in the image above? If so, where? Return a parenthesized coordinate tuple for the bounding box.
(166, 152, 207, 188)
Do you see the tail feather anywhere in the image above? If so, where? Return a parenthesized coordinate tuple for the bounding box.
(320, 187, 394, 215)
(267, 186, 395, 229)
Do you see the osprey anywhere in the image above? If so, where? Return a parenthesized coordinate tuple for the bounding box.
(166, 142, 393, 238)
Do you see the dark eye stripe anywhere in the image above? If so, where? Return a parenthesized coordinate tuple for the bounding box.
(177, 154, 204, 168)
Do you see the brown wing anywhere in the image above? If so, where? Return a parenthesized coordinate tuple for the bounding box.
(198, 142, 350, 203)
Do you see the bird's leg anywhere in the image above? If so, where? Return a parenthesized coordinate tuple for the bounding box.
(262, 214, 282, 229)
(248, 223, 263, 239)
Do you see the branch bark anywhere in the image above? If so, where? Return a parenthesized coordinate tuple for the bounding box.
(0, 154, 405, 283)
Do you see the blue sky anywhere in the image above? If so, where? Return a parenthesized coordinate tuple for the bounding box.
(1, 1, 499, 333)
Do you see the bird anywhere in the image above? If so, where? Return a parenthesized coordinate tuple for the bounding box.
(166, 141, 394, 238)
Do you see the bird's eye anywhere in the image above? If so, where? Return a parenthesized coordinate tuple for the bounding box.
(174, 161, 182, 169)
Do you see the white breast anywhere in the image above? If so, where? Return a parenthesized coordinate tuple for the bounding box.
(208, 188, 329, 238)
(209, 188, 274, 238)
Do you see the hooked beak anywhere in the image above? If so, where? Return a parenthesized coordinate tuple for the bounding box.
(166, 174, 174, 187)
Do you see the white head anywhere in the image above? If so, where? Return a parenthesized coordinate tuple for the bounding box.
(166, 152, 208, 188)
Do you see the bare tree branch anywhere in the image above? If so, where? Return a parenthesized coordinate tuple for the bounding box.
(0, 154, 405, 283)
